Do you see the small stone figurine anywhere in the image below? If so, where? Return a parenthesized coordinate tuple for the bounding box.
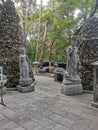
(19, 47, 29, 79)
(61, 36, 82, 96)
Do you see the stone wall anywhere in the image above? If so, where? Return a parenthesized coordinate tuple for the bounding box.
(0, 0, 34, 88)
(78, 17, 98, 90)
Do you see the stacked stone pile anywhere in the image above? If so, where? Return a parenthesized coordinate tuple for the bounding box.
(0, 0, 34, 88)
(78, 17, 98, 90)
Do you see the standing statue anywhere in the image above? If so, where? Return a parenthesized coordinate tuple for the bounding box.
(61, 36, 82, 96)
(17, 47, 36, 93)
(19, 47, 29, 79)
(66, 36, 79, 80)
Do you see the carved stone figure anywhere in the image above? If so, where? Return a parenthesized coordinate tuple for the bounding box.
(17, 47, 36, 93)
(61, 36, 82, 96)
(66, 36, 79, 80)
(19, 47, 29, 79)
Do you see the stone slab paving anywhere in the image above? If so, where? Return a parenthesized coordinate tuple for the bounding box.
(0, 75, 98, 130)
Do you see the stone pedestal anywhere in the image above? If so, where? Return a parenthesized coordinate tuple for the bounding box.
(17, 78, 36, 93)
(17, 83, 35, 93)
(61, 77, 82, 96)
(54, 68, 64, 82)
(19, 78, 33, 86)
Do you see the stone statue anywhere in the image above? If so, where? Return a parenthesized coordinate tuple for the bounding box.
(19, 47, 29, 79)
(17, 47, 36, 93)
(66, 36, 79, 80)
(61, 36, 82, 96)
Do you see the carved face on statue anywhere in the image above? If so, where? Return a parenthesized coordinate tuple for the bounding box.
(71, 36, 78, 46)
(71, 36, 78, 47)
(20, 47, 26, 55)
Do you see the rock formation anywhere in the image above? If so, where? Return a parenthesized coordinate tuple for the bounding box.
(78, 17, 98, 90)
(0, 0, 34, 88)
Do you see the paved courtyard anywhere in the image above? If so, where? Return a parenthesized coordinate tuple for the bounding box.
(0, 75, 98, 130)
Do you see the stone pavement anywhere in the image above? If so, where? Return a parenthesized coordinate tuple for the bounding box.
(0, 75, 98, 130)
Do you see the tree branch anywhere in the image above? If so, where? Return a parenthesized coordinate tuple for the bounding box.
(75, 0, 98, 35)
(1, 0, 5, 4)
(89, 0, 98, 17)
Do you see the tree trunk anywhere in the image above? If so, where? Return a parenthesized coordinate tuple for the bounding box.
(49, 40, 55, 61)
(35, 0, 42, 61)
(25, 0, 32, 41)
(39, 18, 48, 61)
(21, 0, 26, 46)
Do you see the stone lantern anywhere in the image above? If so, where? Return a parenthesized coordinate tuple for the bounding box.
(91, 61, 98, 107)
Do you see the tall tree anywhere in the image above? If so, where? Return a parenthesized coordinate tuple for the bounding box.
(14, 0, 98, 62)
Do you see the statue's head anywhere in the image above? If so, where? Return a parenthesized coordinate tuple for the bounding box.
(20, 47, 26, 54)
(71, 36, 79, 47)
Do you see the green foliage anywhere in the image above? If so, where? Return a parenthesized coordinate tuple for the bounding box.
(15, 0, 97, 62)
(26, 40, 35, 63)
